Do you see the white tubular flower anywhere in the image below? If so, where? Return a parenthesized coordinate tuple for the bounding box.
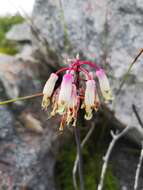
(84, 80, 96, 120)
(66, 84, 78, 126)
(96, 69, 113, 103)
(42, 73, 58, 110)
(57, 73, 73, 115)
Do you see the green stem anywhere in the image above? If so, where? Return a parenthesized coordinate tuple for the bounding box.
(0, 93, 43, 105)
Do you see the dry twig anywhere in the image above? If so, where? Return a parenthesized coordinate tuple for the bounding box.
(97, 126, 134, 190)
(134, 141, 143, 190)
(132, 104, 143, 190)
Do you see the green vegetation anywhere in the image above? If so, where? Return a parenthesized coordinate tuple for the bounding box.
(55, 124, 119, 190)
(0, 15, 24, 55)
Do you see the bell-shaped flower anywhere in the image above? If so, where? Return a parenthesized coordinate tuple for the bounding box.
(84, 80, 97, 120)
(57, 74, 73, 115)
(42, 73, 58, 110)
(96, 69, 113, 103)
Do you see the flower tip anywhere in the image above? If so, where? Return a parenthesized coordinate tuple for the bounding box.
(41, 94, 50, 110)
(103, 90, 113, 103)
(51, 72, 58, 78)
(59, 127, 64, 131)
(59, 118, 65, 131)
(96, 68, 104, 76)
(64, 73, 73, 81)
(84, 112, 93, 120)
(96, 69, 113, 103)
(57, 102, 67, 115)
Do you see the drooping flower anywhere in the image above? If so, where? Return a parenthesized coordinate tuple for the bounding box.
(57, 73, 73, 115)
(66, 84, 79, 126)
(41, 56, 112, 131)
(96, 69, 113, 103)
(42, 73, 58, 110)
(83, 79, 99, 120)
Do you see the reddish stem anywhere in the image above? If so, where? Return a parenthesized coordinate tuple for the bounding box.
(55, 59, 100, 76)
(72, 60, 100, 70)
(55, 67, 71, 74)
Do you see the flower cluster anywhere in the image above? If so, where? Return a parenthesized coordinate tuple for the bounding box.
(42, 57, 113, 131)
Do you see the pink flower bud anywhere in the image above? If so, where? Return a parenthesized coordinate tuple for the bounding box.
(96, 69, 113, 103)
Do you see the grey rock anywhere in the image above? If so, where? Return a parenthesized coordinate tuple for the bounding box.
(0, 52, 59, 189)
(111, 139, 143, 190)
(0, 54, 41, 101)
(10, 127, 58, 190)
(0, 105, 15, 140)
(16, 45, 36, 62)
(32, 0, 107, 61)
(0, 124, 59, 190)
(0, 54, 19, 99)
(6, 22, 31, 42)
(32, 0, 143, 138)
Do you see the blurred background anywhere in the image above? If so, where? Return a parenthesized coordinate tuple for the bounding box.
(0, 0, 34, 15)
(0, 0, 143, 190)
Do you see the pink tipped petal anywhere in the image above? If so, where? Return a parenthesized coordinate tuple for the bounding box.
(57, 74, 73, 115)
(96, 69, 113, 102)
(58, 74, 73, 103)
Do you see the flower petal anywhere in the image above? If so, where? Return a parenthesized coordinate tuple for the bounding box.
(42, 73, 58, 110)
(57, 74, 73, 114)
(84, 80, 96, 120)
(96, 69, 113, 102)
(43, 73, 58, 97)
